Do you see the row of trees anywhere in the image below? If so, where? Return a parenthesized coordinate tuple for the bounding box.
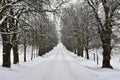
(0, 0, 65, 68)
(61, 0, 120, 68)
(61, 3, 100, 59)
(19, 12, 58, 61)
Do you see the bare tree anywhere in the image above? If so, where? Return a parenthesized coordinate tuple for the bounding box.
(86, 0, 120, 68)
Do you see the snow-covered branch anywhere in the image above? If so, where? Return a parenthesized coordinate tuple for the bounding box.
(86, 0, 103, 29)
(0, 16, 7, 25)
(0, 0, 23, 15)
(0, 31, 19, 34)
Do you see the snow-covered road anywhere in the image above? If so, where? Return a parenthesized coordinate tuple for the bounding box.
(1, 43, 120, 80)
(16, 43, 101, 80)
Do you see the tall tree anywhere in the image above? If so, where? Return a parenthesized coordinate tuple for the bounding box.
(86, 0, 120, 68)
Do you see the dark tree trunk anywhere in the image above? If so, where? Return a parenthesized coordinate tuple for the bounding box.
(74, 48, 77, 54)
(31, 45, 34, 60)
(1, 18, 12, 68)
(12, 18, 19, 64)
(2, 34, 12, 68)
(24, 43, 27, 62)
(77, 46, 83, 57)
(101, 21, 113, 68)
(12, 34, 19, 64)
(84, 38, 89, 59)
(23, 32, 27, 62)
(85, 48, 89, 59)
(38, 47, 42, 56)
(102, 42, 112, 68)
(101, 31, 113, 68)
(13, 45, 19, 64)
(81, 49, 83, 57)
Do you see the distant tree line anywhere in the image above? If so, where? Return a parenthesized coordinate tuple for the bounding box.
(61, 3, 100, 59)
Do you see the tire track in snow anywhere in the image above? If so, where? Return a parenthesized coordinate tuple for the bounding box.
(13, 53, 58, 80)
(42, 51, 77, 80)
(61, 51, 78, 80)
(42, 52, 59, 80)
(13, 43, 103, 80)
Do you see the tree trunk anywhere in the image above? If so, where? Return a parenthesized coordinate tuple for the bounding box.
(77, 46, 84, 57)
(12, 34, 19, 64)
(8, 7, 19, 64)
(101, 32, 113, 68)
(24, 43, 27, 62)
(101, 21, 113, 68)
(13, 45, 19, 64)
(12, 18, 19, 64)
(31, 45, 34, 60)
(1, 18, 12, 68)
(38, 47, 42, 56)
(102, 41, 112, 68)
(2, 34, 12, 68)
(85, 48, 89, 59)
(84, 37, 89, 59)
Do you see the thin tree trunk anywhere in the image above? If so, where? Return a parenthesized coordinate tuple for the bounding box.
(80, 47, 84, 57)
(31, 45, 34, 60)
(84, 34, 89, 59)
(24, 43, 27, 62)
(77, 38, 84, 57)
(74, 48, 77, 54)
(12, 19, 19, 64)
(13, 44, 19, 64)
(12, 33, 19, 64)
(85, 48, 89, 59)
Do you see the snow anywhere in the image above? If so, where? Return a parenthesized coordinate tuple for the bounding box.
(0, 43, 120, 80)
(0, 16, 7, 25)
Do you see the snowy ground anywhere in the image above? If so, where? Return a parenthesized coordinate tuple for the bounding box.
(0, 43, 120, 80)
